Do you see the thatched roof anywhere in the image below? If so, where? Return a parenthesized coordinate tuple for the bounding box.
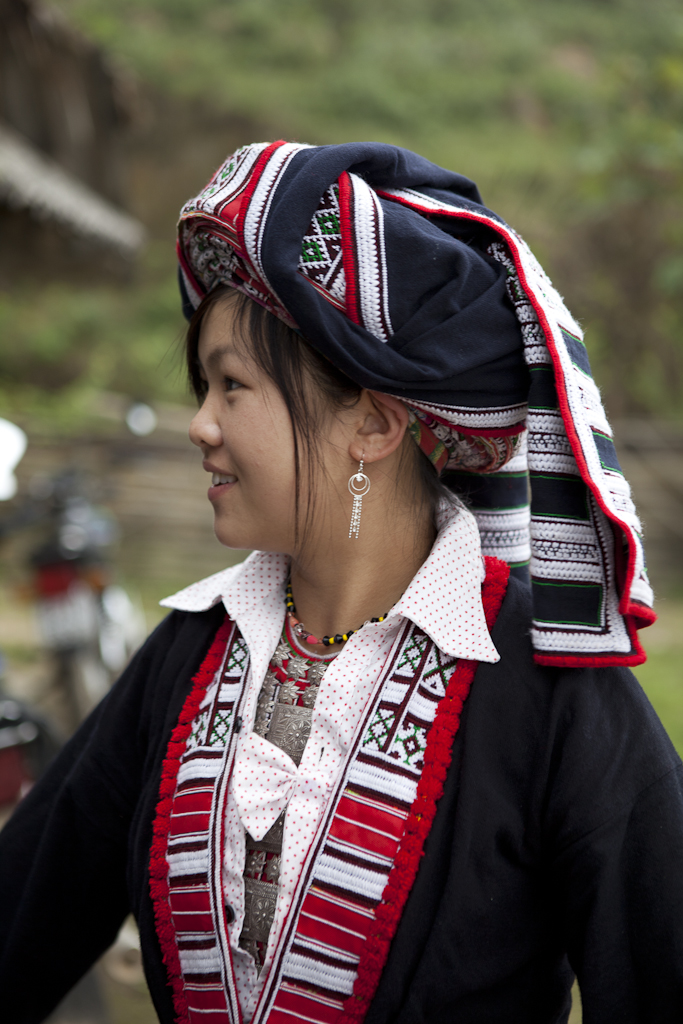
(0, 122, 145, 255)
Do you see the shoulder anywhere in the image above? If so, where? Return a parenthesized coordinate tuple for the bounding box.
(485, 575, 672, 753)
(466, 575, 681, 844)
(127, 602, 228, 697)
(76, 603, 229, 754)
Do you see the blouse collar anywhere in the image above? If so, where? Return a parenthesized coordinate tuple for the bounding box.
(160, 501, 500, 664)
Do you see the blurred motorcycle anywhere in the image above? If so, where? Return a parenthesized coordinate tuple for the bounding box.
(28, 469, 145, 728)
(0, 423, 145, 733)
(0, 420, 146, 1023)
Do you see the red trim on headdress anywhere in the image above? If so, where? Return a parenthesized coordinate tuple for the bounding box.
(376, 189, 655, 664)
(338, 171, 361, 325)
(338, 556, 510, 1023)
(533, 644, 646, 668)
(502, 243, 651, 666)
(410, 404, 526, 439)
(442, 422, 525, 438)
(234, 140, 288, 278)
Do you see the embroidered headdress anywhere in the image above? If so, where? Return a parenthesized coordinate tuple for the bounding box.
(177, 140, 654, 667)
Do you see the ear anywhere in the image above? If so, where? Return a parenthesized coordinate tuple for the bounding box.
(349, 391, 410, 464)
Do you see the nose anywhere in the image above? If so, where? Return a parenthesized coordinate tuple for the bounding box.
(189, 398, 222, 450)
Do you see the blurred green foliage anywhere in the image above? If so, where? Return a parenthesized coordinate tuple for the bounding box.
(0, 244, 188, 430)
(3, 0, 683, 427)
(53, 0, 681, 156)
(636, 649, 683, 757)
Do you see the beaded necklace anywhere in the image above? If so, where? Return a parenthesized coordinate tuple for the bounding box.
(285, 577, 389, 647)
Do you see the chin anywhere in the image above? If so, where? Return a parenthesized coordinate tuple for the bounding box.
(214, 525, 252, 550)
(212, 502, 294, 552)
(213, 518, 274, 553)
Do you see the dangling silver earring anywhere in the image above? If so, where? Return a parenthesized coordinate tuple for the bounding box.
(348, 457, 371, 539)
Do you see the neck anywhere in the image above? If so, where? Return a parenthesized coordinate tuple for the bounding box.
(288, 493, 436, 652)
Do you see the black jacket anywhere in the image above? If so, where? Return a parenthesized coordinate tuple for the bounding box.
(1, 577, 682, 1024)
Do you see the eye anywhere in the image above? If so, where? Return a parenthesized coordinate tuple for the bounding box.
(223, 376, 242, 392)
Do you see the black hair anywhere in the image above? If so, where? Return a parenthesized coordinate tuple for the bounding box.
(185, 286, 457, 540)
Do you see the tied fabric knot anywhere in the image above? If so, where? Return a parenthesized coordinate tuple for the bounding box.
(232, 731, 330, 841)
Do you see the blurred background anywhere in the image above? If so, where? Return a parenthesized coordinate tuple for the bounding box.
(1, 0, 682, 1021)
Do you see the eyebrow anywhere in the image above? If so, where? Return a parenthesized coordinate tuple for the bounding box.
(204, 343, 238, 371)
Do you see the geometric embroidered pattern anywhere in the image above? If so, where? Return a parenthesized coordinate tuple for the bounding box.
(153, 557, 512, 1024)
(264, 622, 457, 1024)
(375, 182, 654, 665)
(178, 142, 307, 331)
(395, 630, 429, 675)
(485, 240, 629, 656)
(208, 707, 234, 747)
(225, 635, 249, 676)
(162, 617, 459, 1024)
(393, 717, 429, 770)
(422, 647, 459, 697)
(187, 707, 211, 753)
(165, 620, 250, 1024)
(298, 184, 345, 308)
(362, 706, 396, 753)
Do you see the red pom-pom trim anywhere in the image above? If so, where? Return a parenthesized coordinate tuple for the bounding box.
(149, 615, 233, 1024)
(337, 556, 510, 1023)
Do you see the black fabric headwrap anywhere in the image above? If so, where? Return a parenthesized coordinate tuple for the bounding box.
(177, 140, 654, 667)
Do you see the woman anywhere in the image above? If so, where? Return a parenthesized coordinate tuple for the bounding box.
(1, 141, 682, 1024)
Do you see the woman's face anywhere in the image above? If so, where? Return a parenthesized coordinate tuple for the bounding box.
(189, 299, 302, 553)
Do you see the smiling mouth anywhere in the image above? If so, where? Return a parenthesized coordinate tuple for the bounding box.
(211, 473, 237, 485)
